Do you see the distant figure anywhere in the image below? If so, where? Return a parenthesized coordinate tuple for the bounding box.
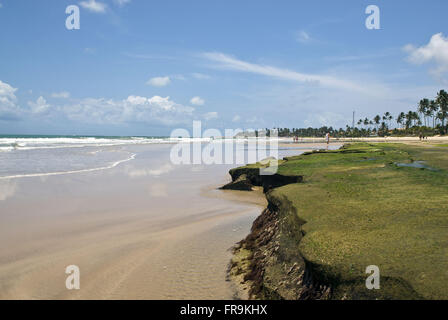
(325, 132, 330, 145)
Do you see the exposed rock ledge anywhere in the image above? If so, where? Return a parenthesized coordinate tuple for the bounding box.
(225, 160, 421, 300)
(220, 167, 302, 193)
(224, 165, 331, 300)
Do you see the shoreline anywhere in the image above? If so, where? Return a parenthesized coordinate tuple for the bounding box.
(0, 144, 264, 299)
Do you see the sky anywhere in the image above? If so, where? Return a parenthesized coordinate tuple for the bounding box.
(0, 0, 447, 136)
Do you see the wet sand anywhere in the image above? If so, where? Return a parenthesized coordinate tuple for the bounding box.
(0, 142, 325, 300)
(0, 144, 270, 299)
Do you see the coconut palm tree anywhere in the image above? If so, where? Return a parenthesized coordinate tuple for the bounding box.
(357, 119, 363, 128)
(418, 99, 430, 127)
(405, 111, 419, 129)
(397, 112, 405, 129)
(436, 90, 448, 133)
(374, 115, 381, 131)
(429, 100, 439, 128)
(382, 112, 392, 129)
(363, 118, 369, 129)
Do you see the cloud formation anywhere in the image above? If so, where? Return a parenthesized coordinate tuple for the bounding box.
(51, 91, 70, 99)
(114, 0, 131, 7)
(404, 33, 448, 79)
(28, 96, 50, 115)
(232, 115, 241, 122)
(62, 95, 194, 126)
(0, 80, 196, 127)
(203, 111, 218, 120)
(202, 52, 366, 92)
(147, 76, 171, 87)
(297, 30, 311, 43)
(0, 80, 20, 120)
(79, 0, 107, 13)
(190, 96, 205, 106)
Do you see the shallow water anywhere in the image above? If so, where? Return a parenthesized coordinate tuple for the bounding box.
(395, 161, 437, 171)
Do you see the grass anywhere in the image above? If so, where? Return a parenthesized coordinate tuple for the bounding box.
(251, 143, 448, 298)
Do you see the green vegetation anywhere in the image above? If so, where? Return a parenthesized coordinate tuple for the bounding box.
(232, 142, 448, 299)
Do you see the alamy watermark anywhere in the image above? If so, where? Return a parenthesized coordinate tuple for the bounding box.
(169, 121, 279, 175)
(365, 265, 380, 290)
(65, 5, 80, 30)
(365, 5, 380, 30)
(66, 265, 80, 290)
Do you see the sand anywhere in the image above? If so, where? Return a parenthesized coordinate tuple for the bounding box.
(0, 144, 270, 300)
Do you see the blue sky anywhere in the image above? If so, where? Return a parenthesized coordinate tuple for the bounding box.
(0, 0, 447, 136)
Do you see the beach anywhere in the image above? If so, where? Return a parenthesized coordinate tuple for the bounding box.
(0, 138, 332, 299)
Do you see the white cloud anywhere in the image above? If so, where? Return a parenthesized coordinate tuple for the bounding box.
(232, 115, 241, 122)
(203, 111, 218, 120)
(0, 3, 3, 9)
(202, 52, 366, 92)
(303, 111, 346, 128)
(79, 0, 107, 13)
(146, 76, 171, 87)
(62, 95, 194, 126)
(190, 96, 205, 106)
(28, 96, 51, 114)
(297, 30, 311, 43)
(51, 91, 70, 99)
(114, 0, 131, 7)
(404, 33, 448, 78)
(0, 79, 195, 126)
(0, 80, 21, 120)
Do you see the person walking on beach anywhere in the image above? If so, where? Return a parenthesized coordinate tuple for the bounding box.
(325, 132, 330, 145)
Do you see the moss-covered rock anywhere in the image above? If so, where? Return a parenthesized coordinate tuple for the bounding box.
(228, 143, 448, 300)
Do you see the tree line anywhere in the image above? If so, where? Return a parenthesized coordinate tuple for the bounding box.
(263, 89, 448, 138)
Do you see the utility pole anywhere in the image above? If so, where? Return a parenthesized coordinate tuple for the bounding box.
(352, 111, 355, 129)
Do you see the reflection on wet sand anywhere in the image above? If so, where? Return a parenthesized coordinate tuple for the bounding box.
(0, 143, 330, 299)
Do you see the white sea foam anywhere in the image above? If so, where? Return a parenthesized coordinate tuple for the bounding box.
(0, 136, 285, 152)
(0, 153, 137, 180)
(0, 137, 172, 151)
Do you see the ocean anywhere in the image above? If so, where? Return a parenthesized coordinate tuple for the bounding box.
(0, 135, 171, 179)
(0, 135, 286, 179)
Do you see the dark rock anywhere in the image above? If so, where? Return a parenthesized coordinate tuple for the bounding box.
(220, 174, 253, 191)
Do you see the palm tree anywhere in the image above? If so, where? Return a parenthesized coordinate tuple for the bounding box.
(383, 112, 392, 129)
(429, 100, 439, 128)
(374, 115, 381, 131)
(418, 99, 429, 127)
(413, 111, 420, 127)
(397, 112, 405, 129)
(363, 118, 369, 129)
(405, 111, 416, 129)
(436, 90, 448, 133)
